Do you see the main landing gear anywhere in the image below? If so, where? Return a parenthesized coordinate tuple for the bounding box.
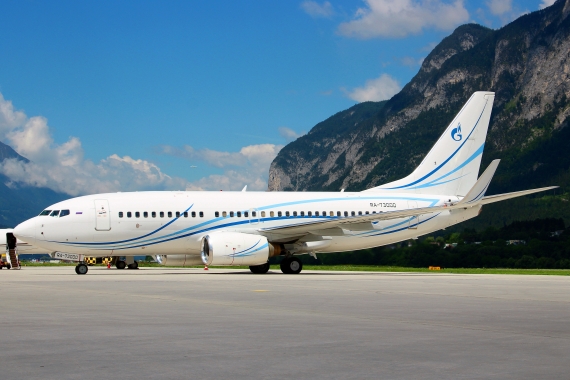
(249, 262, 270, 274)
(280, 257, 303, 274)
(75, 263, 88, 275)
(115, 260, 138, 269)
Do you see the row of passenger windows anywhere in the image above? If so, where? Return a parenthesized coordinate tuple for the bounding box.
(118, 211, 204, 219)
(39, 209, 71, 217)
(214, 210, 378, 218)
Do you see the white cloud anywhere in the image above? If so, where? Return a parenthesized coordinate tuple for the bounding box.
(539, 0, 555, 9)
(337, 0, 469, 39)
(486, 0, 512, 15)
(278, 127, 305, 141)
(301, 1, 334, 18)
(345, 74, 401, 102)
(158, 143, 283, 191)
(0, 93, 280, 195)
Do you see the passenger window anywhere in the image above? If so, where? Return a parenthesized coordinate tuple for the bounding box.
(351, 211, 355, 216)
(244, 211, 249, 217)
(270, 211, 274, 217)
(168, 212, 172, 218)
(293, 211, 297, 217)
(215, 211, 219, 217)
(50, 210, 60, 217)
(40, 210, 52, 216)
(119, 212, 124, 218)
(237, 211, 242, 217)
(252, 211, 257, 217)
(308, 211, 312, 216)
(300, 211, 304, 217)
(278, 211, 282, 217)
(144, 212, 148, 218)
(315, 211, 319, 216)
(199, 212, 204, 217)
(127, 212, 132, 218)
(152, 212, 156, 218)
(323, 211, 327, 217)
(184, 212, 188, 218)
(365, 211, 369, 215)
(191, 211, 196, 217)
(336, 211, 341, 217)
(176, 211, 180, 218)
(373, 211, 377, 214)
(222, 211, 227, 217)
(261, 211, 265, 217)
(358, 211, 362, 215)
(344, 211, 348, 217)
(60, 210, 70, 217)
(135, 212, 140, 218)
(285, 211, 290, 217)
(160, 211, 164, 218)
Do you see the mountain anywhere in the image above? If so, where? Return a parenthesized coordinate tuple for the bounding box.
(0, 141, 67, 227)
(269, 0, 570, 204)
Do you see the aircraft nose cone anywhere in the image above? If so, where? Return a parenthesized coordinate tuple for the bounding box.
(14, 218, 38, 242)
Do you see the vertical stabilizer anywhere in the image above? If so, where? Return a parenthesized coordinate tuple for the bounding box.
(364, 91, 494, 196)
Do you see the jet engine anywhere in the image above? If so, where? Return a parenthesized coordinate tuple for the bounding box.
(201, 232, 282, 266)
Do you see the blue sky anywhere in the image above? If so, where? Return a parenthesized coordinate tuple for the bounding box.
(0, 0, 556, 194)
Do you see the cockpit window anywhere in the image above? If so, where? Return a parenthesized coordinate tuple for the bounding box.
(40, 210, 52, 216)
(50, 210, 60, 217)
(60, 210, 70, 217)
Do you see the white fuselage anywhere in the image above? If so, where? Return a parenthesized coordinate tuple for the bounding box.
(14, 190, 479, 258)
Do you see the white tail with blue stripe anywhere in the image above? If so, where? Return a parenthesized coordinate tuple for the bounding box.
(365, 91, 495, 196)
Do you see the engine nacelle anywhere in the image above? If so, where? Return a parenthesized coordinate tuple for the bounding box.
(201, 232, 279, 266)
(155, 254, 203, 267)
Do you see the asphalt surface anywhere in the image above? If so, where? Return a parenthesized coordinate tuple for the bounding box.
(1, 266, 569, 380)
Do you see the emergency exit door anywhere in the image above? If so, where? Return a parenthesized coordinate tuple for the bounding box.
(94, 199, 111, 231)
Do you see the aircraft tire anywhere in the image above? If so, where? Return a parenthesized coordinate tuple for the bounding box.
(76, 263, 88, 275)
(116, 260, 126, 270)
(249, 262, 270, 274)
(127, 261, 139, 270)
(6, 263, 11, 270)
(280, 257, 302, 274)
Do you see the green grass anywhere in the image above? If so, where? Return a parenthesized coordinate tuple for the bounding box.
(17, 261, 570, 275)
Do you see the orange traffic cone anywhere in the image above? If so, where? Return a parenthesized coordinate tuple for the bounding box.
(204, 265, 208, 271)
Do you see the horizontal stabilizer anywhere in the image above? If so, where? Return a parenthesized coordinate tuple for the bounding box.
(480, 186, 558, 205)
(458, 159, 500, 205)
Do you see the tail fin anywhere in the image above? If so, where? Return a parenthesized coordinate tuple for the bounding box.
(364, 91, 495, 196)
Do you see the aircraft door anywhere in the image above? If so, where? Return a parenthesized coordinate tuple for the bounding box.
(94, 199, 111, 231)
(407, 201, 419, 229)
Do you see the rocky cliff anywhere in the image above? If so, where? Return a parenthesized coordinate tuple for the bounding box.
(269, 0, 570, 195)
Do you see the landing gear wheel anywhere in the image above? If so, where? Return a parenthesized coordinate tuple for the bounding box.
(6, 263, 12, 270)
(280, 257, 302, 274)
(116, 260, 126, 270)
(127, 261, 139, 269)
(249, 262, 270, 274)
(75, 263, 88, 275)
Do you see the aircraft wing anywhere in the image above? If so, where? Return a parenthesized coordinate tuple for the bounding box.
(260, 160, 558, 236)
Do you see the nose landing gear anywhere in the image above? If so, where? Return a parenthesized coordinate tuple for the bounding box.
(75, 263, 88, 275)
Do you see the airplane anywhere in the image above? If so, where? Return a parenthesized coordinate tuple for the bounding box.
(12, 92, 556, 275)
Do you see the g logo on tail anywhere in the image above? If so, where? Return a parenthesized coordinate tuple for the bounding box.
(451, 124, 462, 141)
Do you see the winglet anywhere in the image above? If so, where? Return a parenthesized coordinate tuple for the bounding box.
(459, 159, 500, 205)
(241, 185, 248, 192)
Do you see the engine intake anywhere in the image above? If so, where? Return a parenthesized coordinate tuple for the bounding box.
(201, 232, 281, 266)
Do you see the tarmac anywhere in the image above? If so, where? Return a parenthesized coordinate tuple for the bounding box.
(1, 266, 569, 380)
